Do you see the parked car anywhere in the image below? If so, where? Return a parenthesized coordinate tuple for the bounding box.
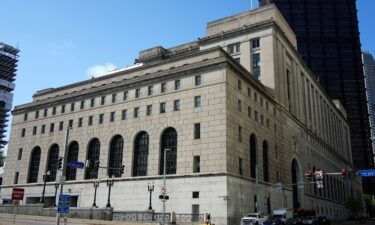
(302, 216, 319, 225)
(241, 213, 268, 225)
(317, 216, 330, 225)
(263, 217, 286, 225)
(286, 218, 303, 225)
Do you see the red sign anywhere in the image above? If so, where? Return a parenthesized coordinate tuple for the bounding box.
(12, 188, 24, 200)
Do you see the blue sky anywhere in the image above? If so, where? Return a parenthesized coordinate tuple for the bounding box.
(1, 0, 374, 150)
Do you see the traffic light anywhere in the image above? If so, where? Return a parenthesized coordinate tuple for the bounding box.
(120, 165, 125, 174)
(57, 157, 63, 170)
(341, 169, 347, 179)
(305, 171, 313, 181)
(94, 160, 100, 170)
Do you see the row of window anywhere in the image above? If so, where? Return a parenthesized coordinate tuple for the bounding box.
(21, 96, 202, 137)
(23, 75, 203, 121)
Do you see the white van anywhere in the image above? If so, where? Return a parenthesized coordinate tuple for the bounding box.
(272, 209, 293, 222)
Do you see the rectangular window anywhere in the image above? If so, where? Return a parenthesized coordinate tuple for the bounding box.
(17, 148, 22, 160)
(52, 107, 56, 115)
(239, 158, 243, 175)
(35, 110, 39, 119)
(50, 123, 54, 132)
(89, 116, 93, 125)
(252, 38, 260, 49)
(266, 118, 270, 128)
(135, 88, 141, 98)
(14, 172, 19, 184)
(59, 121, 64, 130)
(78, 118, 83, 127)
(228, 42, 240, 54)
(41, 125, 45, 134)
(148, 86, 153, 96)
(21, 128, 26, 137)
(112, 93, 117, 103)
(286, 69, 292, 112)
(160, 102, 166, 113)
(99, 114, 104, 124)
(175, 80, 181, 90)
(134, 107, 139, 118)
(61, 105, 65, 113)
(238, 99, 242, 111)
(193, 156, 200, 173)
(194, 96, 201, 108)
(44, 109, 48, 117)
(123, 91, 128, 101)
(260, 97, 263, 106)
(248, 106, 252, 118)
(69, 119, 73, 128)
(122, 110, 127, 120)
(147, 105, 152, 116)
(234, 58, 241, 64)
(254, 92, 257, 102)
(110, 112, 115, 122)
(252, 53, 261, 80)
(161, 83, 167, 93)
(71, 102, 75, 112)
(174, 100, 180, 111)
(80, 100, 85, 109)
(261, 115, 264, 125)
(275, 145, 278, 159)
(238, 126, 242, 142)
(101, 96, 106, 105)
(255, 111, 258, 122)
(33, 126, 37, 135)
(247, 87, 251, 97)
(194, 123, 200, 139)
(195, 75, 201, 86)
(238, 80, 242, 90)
(90, 98, 95, 107)
(192, 191, 200, 198)
(24, 113, 28, 121)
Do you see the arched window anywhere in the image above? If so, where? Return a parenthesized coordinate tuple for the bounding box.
(46, 144, 59, 182)
(28, 146, 41, 183)
(263, 141, 269, 182)
(160, 128, 177, 175)
(85, 138, 100, 179)
(250, 134, 257, 179)
(108, 135, 124, 177)
(66, 141, 79, 181)
(133, 131, 149, 176)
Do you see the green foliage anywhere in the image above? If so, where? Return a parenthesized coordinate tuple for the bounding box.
(363, 194, 375, 217)
(0, 150, 5, 167)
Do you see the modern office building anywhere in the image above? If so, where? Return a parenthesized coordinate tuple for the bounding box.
(1, 5, 361, 225)
(0, 43, 19, 152)
(259, 0, 374, 193)
(363, 51, 375, 157)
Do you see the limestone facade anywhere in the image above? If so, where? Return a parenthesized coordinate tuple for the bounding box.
(1, 4, 362, 225)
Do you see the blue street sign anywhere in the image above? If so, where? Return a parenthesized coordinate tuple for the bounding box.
(357, 170, 375, 177)
(68, 161, 85, 169)
(57, 194, 70, 213)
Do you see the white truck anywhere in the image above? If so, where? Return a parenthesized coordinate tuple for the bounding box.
(240, 213, 268, 225)
(272, 209, 293, 222)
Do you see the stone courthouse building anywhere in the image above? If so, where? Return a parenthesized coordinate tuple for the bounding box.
(1, 5, 362, 225)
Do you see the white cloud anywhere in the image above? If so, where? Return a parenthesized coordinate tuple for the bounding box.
(86, 63, 117, 78)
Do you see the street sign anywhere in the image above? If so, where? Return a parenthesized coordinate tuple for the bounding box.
(57, 195, 70, 213)
(317, 181, 324, 189)
(68, 161, 85, 169)
(357, 170, 375, 177)
(11, 188, 24, 200)
(161, 187, 167, 193)
(314, 170, 324, 179)
(159, 195, 169, 200)
(275, 182, 283, 190)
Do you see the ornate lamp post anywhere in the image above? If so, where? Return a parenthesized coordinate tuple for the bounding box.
(147, 183, 154, 210)
(40, 170, 50, 204)
(54, 182, 59, 207)
(92, 179, 100, 207)
(106, 177, 114, 208)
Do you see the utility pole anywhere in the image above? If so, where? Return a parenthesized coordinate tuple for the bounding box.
(255, 163, 259, 213)
(55, 127, 71, 225)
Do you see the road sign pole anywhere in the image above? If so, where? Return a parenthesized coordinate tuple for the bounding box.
(162, 148, 170, 225)
(56, 127, 70, 225)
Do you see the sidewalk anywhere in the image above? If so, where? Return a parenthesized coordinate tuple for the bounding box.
(0, 213, 158, 225)
(331, 219, 375, 225)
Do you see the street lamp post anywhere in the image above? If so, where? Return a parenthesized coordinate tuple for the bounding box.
(40, 170, 50, 204)
(54, 182, 59, 207)
(92, 179, 100, 207)
(162, 148, 171, 225)
(106, 177, 114, 208)
(147, 183, 154, 210)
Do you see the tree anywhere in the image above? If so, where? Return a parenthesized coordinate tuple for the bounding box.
(363, 194, 375, 218)
(0, 150, 5, 167)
